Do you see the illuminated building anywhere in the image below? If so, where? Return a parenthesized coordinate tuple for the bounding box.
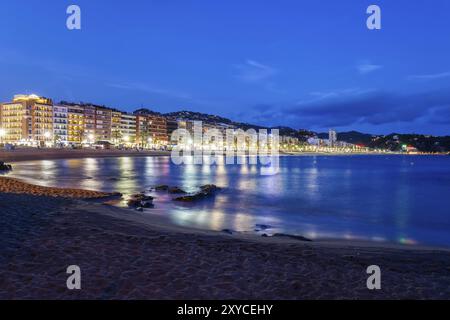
(83, 105, 96, 142)
(134, 110, 168, 148)
(111, 111, 122, 144)
(53, 105, 68, 145)
(67, 105, 85, 145)
(329, 129, 337, 147)
(95, 107, 112, 141)
(120, 113, 137, 145)
(0, 94, 53, 145)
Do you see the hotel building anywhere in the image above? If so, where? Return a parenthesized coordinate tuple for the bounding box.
(120, 113, 137, 144)
(95, 107, 112, 141)
(0, 94, 53, 145)
(111, 110, 122, 144)
(67, 105, 85, 145)
(83, 105, 96, 143)
(53, 105, 68, 145)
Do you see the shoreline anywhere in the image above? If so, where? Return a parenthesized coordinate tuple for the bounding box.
(1, 148, 440, 164)
(1, 192, 450, 299)
(1, 174, 448, 252)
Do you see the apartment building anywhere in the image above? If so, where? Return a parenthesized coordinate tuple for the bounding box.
(83, 105, 96, 142)
(67, 105, 85, 145)
(111, 110, 122, 143)
(0, 94, 53, 145)
(95, 107, 112, 141)
(120, 113, 137, 144)
(53, 105, 68, 145)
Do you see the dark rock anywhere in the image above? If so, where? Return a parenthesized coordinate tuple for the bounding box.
(140, 201, 154, 208)
(127, 193, 154, 207)
(261, 233, 269, 237)
(221, 229, 233, 235)
(135, 207, 144, 212)
(173, 184, 221, 202)
(154, 185, 169, 191)
(127, 199, 141, 207)
(272, 233, 312, 242)
(0, 162, 12, 171)
(168, 186, 187, 194)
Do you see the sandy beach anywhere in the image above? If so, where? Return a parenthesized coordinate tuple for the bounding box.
(1, 179, 450, 299)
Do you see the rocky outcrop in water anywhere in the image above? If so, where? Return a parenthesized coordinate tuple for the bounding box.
(127, 193, 154, 209)
(168, 186, 187, 194)
(173, 184, 221, 202)
(154, 185, 169, 191)
(0, 162, 12, 171)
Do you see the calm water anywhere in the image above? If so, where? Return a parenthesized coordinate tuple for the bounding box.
(6, 155, 450, 247)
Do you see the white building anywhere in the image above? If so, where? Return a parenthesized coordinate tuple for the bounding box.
(329, 129, 337, 147)
(53, 105, 68, 145)
(120, 113, 137, 144)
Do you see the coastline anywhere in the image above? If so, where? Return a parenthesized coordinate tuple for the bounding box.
(0, 148, 433, 164)
(2, 151, 450, 299)
(1, 175, 450, 299)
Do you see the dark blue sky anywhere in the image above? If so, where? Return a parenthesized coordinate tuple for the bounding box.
(1, 0, 449, 135)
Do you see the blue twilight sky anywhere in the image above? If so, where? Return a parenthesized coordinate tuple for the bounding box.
(0, 0, 449, 135)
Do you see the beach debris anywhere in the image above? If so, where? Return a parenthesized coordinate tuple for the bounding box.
(272, 233, 312, 242)
(0, 162, 12, 171)
(168, 186, 187, 194)
(261, 233, 269, 237)
(173, 184, 221, 202)
(221, 229, 234, 235)
(127, 193, 154, 208)
(135, 207, 144, 212)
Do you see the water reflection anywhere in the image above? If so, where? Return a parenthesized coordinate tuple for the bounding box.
(6, 155, 450, 247)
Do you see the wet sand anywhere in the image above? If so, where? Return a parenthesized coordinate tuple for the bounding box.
(1, 189, 450, 299)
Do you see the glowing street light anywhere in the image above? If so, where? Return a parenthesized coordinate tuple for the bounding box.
(88, 134, 95, 143)
(44, 131, 51, 139)
(123, 135, 130, 143)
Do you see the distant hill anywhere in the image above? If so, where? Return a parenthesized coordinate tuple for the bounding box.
(164, 111, 317, 141)
(318, 131, 375, 145)
(368, 133, 450, 152)
(317, 131, 450, 152)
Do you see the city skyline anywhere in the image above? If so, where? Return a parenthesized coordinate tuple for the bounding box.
(1, 0, 449, 135)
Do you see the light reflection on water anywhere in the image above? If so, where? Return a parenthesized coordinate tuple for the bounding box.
(7, 155, 450, 247)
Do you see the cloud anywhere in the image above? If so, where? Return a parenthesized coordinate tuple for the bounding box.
(234, 60, 278, 83)
(357, 61, 382, 74)
(283, 88, 450, 128)
(241, 88, 450, 129)
(407, 71, 450, 81)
